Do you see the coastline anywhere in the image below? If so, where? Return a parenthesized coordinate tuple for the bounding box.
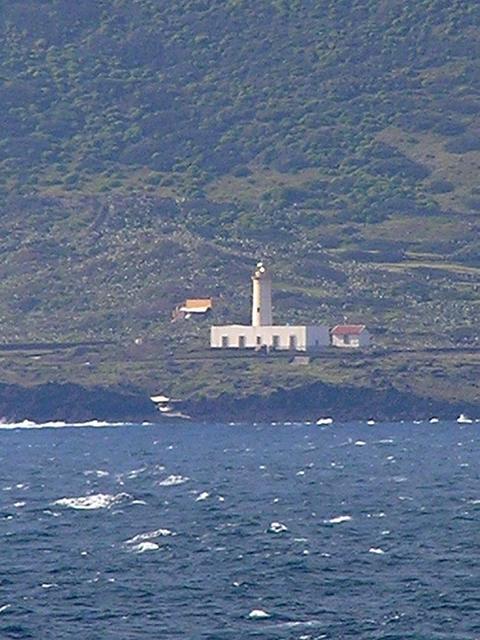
(0, 380, 478, 425)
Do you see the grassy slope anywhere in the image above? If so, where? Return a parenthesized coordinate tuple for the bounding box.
(0, 0, 479, 405)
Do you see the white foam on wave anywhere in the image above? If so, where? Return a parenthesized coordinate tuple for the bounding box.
(369, 547, 385, 554)
(196, 491, 210, 502)
(54, 492, 132, 510)
(316, 417, 333, 425)
(268, 521, 288, 534)
(125, 528, 174, 546)
(125, 467, 147, 479)
(0, 604, 11, 614)
(0, 419, 153, 430)
(354, 440, 366, 446)
(274, 619, 323, 629)
(248, 609, 270, 620)
(324, 515, 352, 524)
(132, 541, 160, 553)
(158, 474, 189, 487)
(84, 470, 109, 478)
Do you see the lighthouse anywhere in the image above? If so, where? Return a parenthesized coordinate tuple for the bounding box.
(210, 260, 330, 351)
(251, 261, 272, 326)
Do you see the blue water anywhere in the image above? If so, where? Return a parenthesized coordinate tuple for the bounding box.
(1, 420, 480, 639)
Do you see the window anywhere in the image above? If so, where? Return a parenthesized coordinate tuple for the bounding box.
(289, 335, 297, 350)
(343, 335, 350, 345)
(221, 335, 229, 348)
(239, 336, 246, 348)
(272, 335, 280, 349)
(256, 336, 262, 346)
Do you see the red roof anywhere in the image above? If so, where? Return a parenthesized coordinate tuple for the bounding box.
(331, 324, 366, 336)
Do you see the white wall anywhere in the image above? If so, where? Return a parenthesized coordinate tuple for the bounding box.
(332, 330, 371, 348)
(305, 325, 331, 349)
(251, 272, 272, 326)
(210, 325, 329, 351)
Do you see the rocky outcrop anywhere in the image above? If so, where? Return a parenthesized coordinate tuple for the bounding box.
(0, 383, 155, 423)
(182, 382, 480, 423)
(0, 380, 477, 424)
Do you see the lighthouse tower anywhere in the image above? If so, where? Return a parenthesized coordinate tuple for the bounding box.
(251, 262, 272, 326)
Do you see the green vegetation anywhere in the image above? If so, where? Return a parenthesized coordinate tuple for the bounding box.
(0, 1, 479, 405)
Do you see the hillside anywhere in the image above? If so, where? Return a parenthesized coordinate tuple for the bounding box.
(0, 0, 479, 413)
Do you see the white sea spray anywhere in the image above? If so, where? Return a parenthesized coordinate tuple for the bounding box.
(124, 528, 175, 545)
(324, 515, 352, 524)
(54, 492, 132, 510)
(158, 475, 189, 486)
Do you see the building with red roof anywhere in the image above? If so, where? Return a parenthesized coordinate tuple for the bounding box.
(331, 324, 371, 348)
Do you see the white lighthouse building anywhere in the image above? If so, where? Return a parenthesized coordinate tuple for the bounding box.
(210, 262, 329, 351)
(251, 261, 272, 327)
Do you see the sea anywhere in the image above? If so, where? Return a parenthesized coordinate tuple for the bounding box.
(1, 419, 480, 640)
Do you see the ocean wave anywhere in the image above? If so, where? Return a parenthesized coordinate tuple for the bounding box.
(324, 515, 352, 524)
(268, 521, 288, 533)
(131, 541, 160, 553)
(0, 419, 153, 430)
(248, 609, 270, 620)
(124, 528, 175, 545)
(272, 619, 323, 629)
(53, 492, 133, 510)
(84, 469, 110, 478)
(158, 474, 189, 487)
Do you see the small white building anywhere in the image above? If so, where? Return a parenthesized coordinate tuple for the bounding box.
(210, 262, 329, 352)
(172, 298, 213, 321)
(331, 324, 371, 348)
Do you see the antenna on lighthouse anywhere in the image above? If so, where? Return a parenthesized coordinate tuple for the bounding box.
(251, 261, 272, 326)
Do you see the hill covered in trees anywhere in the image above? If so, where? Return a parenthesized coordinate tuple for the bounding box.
(0, 0, 479, 412)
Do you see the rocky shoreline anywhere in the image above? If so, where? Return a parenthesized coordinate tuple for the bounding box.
(0, 381, 478, 425)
